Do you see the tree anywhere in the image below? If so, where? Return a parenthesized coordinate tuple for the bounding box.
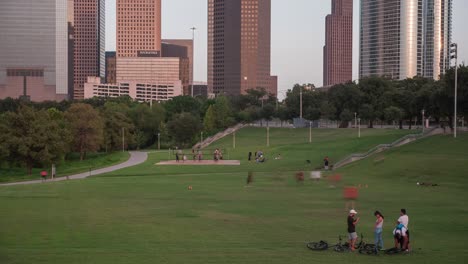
(167, 112, 202, 147)
(384, 106, 405, 128)
(203, 105, 216, 133)
(163, 96, 201, 120)
(0, 106, 70, 174)
(319, 101, 337, 120)
(129, 103, 165, 149)
(101, 102, 135, 151)
(213, 96, 234, 129)
(65, 103, 103, 160)
(339, 109, 354, 128)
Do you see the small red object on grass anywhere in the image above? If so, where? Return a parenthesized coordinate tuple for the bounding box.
(343, 186, 359, 200)
(40, 171, 47, 177)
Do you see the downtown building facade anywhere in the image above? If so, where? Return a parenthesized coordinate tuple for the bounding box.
(359, 0, 452, 80)
(208, 0, 277, 96)
(0, 0, 105, 101)
(0, 0, 72, 101)
(85, 0, 183, 102)
(323, 0, 353, 87)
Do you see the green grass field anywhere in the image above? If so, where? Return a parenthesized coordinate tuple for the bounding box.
(0, 152, 130, 183)
(0, 128, 467, 264)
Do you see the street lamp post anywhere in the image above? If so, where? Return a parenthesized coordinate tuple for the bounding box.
(309, 121, 312, 143)
(422, 109, 425, 133)
(300, 88, 303, 119)
(354, 112, 357, 129)
(450, 43, 458, 138)
(122, 127, 125, 152)
(190, 27, 197, 97)
(358, 118, 361, 138)
(157, 133, 160, 150)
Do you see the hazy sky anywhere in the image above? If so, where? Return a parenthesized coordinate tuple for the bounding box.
(106, 0, 468, 96)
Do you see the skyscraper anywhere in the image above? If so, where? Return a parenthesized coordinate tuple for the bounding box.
(359, 0, 452, 80)
(323, 0, 353, 86)
(423, 0, 453, 79)
(117, 0, 162, 58)
(73, 0, 105, 99)
(208, 0, 277, 96)
(0, 0, 72, 101)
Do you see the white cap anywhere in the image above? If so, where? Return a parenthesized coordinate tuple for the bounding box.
(349, 209, 358, 214)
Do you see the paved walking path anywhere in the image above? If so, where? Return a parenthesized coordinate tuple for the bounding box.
(0, 151, 148, 187)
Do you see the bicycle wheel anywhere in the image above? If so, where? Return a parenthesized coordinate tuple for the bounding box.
(307, 241, 329, 251)
(333, 244, 349, 252)
(385, 247, 402, 255)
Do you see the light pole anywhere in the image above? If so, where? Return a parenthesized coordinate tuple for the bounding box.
(450, 43, 458, 138)
(190, 27, 197, 97)
(300, 88, 303, 119)
(233, 131, 236, 149)
(358, 118, 361, 138)
(122, 127, 125, 152)
(354, 112, 357, 128)
(157, 133, 160, 150)
(422, 109, 425, 133)
(309, 121, 312, 143)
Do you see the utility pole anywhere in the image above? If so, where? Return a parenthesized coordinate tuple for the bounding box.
(309, 121, 312, 143)
(157, 133, 161, 150)
(190, 27, 197, 97)
(450, 43, 458, 138)
(358, 118, 361, 138)
(122, 127, 125, 152)
(300, 88, 303, 119)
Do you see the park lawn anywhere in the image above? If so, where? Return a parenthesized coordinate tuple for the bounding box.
(0, 152, 130, 183)
(102, 127, 416, 178)
(0, 129, 467, 264)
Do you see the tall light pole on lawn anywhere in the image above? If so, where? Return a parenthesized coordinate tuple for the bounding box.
(422, 109, 425, 133)
(190, 27, 197, 97)
(309, 121, 312, 143)
(122, 127, 125, 152)
(157, 133, 161, 150)
(300, 87, 303, 119)
(354, 112, 357, 128)
(358, 118, 361, 138)
(450, 43, 458, 138)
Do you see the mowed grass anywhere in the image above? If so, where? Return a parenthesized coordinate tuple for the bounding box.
(0, 128, 467, 264)
(0, 152, 130, 183)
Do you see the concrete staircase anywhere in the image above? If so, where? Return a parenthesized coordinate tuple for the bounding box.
(333, 127, 443, 170)
(193, 123, 247, 149)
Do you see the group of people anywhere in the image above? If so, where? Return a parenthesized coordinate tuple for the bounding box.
(347, 208, 411, 252)
(213, 149, 223, 161)
(248, 151, 266, 163)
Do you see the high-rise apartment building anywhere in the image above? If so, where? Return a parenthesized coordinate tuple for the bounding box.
(117, 0, 162, 58)
(208, 0, 277, 96)
(422, 0, 453, 79)
(0, 0, 72, 101)
(105, 52, 117, 84)
(73, 0, 105, 99)
(323, 0, 353, 86)
(360, 0, 452, 80)
(162, 40, 193, 95)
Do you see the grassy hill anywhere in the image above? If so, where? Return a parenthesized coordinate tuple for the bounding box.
(0, 128, 467, 264)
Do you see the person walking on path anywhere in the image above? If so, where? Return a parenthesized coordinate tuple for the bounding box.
(347, 209, 360, 251)
(374, 211, 385, 252)
(397, 209, 410, 251)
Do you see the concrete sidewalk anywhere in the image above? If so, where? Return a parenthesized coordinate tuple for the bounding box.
(0, 151, 148, 187)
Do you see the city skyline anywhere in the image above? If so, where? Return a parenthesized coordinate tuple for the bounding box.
(105, 0, 468, 98)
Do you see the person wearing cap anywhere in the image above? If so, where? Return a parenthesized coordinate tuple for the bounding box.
(347, 209, 360, 251)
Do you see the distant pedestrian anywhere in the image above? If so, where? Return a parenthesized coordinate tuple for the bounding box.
(175, 152, 180, 162)
(374, 211, 385, 251)
(324, 156, 330, 170)
(248, 152, 252, 162)
(40, 171, 47, 182)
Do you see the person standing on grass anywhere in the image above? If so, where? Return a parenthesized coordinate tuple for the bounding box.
(347, 209, 360, 251)
(397, 209, 410, 251)
(324, 156, 330, 170)
(248, 152, 252, 162)
(374, 211, 385, 251)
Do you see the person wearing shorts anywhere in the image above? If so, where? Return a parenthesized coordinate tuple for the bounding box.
(347, 209, 360, 251)
(397, 209, 410, 251)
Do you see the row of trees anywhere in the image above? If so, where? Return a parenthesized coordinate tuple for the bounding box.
(0, 66, 466, 173)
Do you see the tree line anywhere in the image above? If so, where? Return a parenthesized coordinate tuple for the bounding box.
(0, 66, 466, 173)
